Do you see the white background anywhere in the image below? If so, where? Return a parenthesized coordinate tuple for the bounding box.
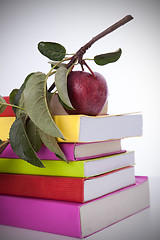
(0, 0, 159, 177)
(0, 1, 160, 239)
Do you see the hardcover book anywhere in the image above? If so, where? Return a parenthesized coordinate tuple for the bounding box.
(0, 151, 134, 177)
(0, 166, 135, 202)
(0, 139, 125, 161)
(0, 113, 142, 142)
(0, 176, 150, 238)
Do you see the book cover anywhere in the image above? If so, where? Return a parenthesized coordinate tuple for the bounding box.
(0, 113, 142, 142)
(0, 176, 150, 238)
(0, 140, 125, 161)
(0, 166, 135, 202)
(0, 151, 134, 177)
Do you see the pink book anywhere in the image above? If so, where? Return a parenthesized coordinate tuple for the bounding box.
(0, 176, 150, 238)
(0, 139, 125, 161)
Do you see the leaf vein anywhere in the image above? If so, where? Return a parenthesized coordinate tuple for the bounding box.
(31, 95, 44, 111)
(37, 108, 48, 123)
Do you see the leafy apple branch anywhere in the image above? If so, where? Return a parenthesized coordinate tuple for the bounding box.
(48, 15, 133, 92)
(0, 15, 133, 168)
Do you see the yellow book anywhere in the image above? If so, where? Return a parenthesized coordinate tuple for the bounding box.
(0, 151, 134, 177)
(0, 113, 142, 142)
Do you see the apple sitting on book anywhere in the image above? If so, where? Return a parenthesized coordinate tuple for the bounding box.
(47, 45, 121, 116)
(38, 16, 129, 117)
(52, 70, 108, 116)
(65, 71, 108, 115)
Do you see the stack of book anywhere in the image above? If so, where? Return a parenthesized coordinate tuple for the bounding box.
(0, 97, 150, 238)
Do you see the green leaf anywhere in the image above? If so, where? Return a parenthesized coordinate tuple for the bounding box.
(0, 139, 9, 154)
(15, 92, 26, 118)
(23, 72, 64, 139)
(9, 89, 19, 105)
(94, 48, 122, 66)
(9, 114, 45, 168)
(0, 96, 7, 113)
(25, 119, 42, 153)
(55, 66, 74, 109)
(58, 95, 74, 110)
(38, 129, 67, 162)
(9, 73, 34, 115)
(46, 90, 53, 106)
(13, 73, 34, 105)
(55, 154, 66, 161)
(9, 88, 19, 114)
(38, 42, 66, 61)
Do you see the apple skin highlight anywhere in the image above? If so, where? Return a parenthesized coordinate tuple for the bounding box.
(65, 71, 108, 116)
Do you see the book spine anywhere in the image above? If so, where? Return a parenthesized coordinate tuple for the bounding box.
(0, 194, 82, 238)
(0, 143, 76, 161)
(0, 97, 15, 117)
(0, 173, 85, 202)
(0, 158, 85, 177)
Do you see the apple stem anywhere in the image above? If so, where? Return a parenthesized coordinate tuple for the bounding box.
(67, 15, 133, 69)
(82, 60, 96, 77)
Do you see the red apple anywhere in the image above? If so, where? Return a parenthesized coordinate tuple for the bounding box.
(65, 71, 108, 116)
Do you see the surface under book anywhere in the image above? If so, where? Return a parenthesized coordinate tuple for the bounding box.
(0, 151, 134, 177)
(0, 166, 135, 202)
(0, 113, 142, 142)
(0, 176, 150, 238)
(0, 139, 125, 161)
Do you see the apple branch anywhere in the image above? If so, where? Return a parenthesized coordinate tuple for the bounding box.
(67, 15, 133, 69)
(48, 15, 133, 92)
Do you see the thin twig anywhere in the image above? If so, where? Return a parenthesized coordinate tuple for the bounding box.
(67, 15, 133, 69)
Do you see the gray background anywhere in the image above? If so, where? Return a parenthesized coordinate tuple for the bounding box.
(0, 0, 160, 239)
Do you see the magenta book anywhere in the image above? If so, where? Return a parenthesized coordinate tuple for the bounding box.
(0, 140, 125, 161)
(0, 176, 150, 238)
